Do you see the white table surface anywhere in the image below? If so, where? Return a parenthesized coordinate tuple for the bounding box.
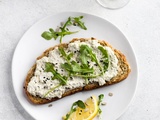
(0, 0, 160, 120)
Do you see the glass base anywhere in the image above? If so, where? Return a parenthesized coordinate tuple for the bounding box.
(97, 0, 130, 9)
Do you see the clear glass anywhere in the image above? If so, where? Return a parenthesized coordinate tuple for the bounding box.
(97, 0, 130, 9)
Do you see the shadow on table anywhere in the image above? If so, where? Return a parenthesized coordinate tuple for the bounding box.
(9, 50, 34, 120)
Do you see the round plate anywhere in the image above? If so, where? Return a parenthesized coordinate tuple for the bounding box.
(12, 12, 138, 120)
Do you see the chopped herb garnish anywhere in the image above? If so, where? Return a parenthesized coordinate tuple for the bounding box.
(65, 100, 85, 120)
(41, 16, 87, 43)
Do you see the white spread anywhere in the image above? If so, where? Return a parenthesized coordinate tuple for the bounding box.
(27, 39, 119, 99)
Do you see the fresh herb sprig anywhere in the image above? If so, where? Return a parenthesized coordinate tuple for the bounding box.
(73, 16, 87, 30)
(65, 100, 85, 120)
(41, 16, 87, 43)
(98, 94, 104, 115)
(80, 45, 103, 73)
(58, 47, 73, 63)
(44, 62, 68, 97)
(45, 62, 67, 85)
(61, 61, 94, 74)
(58, 47, 95, 79)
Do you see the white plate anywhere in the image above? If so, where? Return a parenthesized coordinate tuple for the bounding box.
(12, 12, 138, 120)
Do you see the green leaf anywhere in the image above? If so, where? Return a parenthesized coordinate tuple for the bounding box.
(49, 28, 58, 40)
(98, 94, 104, 116)
(58, 47, 67, 58)
(98, 46, 110, 71)
(61, 61, 94, 74)
(73, 16, 87, 30)
(61, 63, 72, 72)
(44, 63, 68, 97)
(71, 61, 81, 72)
(76, 100, 86, 109)
(80, 45, 103, 73)
(58, 47, 74, 63)
(67, 53, 73, 60)
(79, 45, 90, 67)
(65, 100, 85, 120)
(41, 16, 87, 43)
(41, 31, 53, 40)
(45, 62, 67, 85)
(98, 94, 104, 105)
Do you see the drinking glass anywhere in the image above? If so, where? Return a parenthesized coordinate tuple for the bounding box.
(97, 0, 130, 9)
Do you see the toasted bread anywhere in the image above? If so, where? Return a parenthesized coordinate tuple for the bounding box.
(24, 38, 131, 104)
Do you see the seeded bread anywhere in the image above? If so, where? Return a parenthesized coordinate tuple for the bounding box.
(24, 38, 131, 104)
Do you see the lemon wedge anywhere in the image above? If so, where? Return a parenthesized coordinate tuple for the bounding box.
(63, 95, 98, 120)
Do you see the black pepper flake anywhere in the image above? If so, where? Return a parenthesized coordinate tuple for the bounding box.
(70, 77, 73, 80)
(23, 86, 25, 89)
(94, 64, 97, 66)
(87, 61, 90, 64)
(56, 34, 59, 36)
(73, 23, 77, 26)
(61, 69, 63, 72)
(55, 63, 58, 65)
(66, 28, 69, 31)
(88, 78, 90, 81)
(74, 51, 76, 53)
(47, 78, 50, 80)
(100, 60, 103, 62)
(79, 113, 81, 115)
(80, 110, 82, 112)
(56, 69, 58, 71)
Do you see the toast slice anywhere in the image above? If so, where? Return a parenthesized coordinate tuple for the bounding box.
(24, 38, 131, 104)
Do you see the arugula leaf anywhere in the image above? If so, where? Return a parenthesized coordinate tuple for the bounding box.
(80, 45, 103, 73)
(65, 100, 85, 120)
(41, 16, 87, 43)
(80, 45, 90, 67)
(98, 46, 110, 71)
(45, 62, 67, 85)
(73, 16, 87, 30)
(58, 47, 73, 63)
(41, 31, 53, 40)
(98, 94, 104, 115)
(61, 61, 94, 74)
(44, 62, 68, 97)
(98, 94, 104, 105)
(44, 84, 61, 97)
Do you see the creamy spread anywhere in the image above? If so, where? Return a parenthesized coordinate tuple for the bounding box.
(27, 39, 119, 99)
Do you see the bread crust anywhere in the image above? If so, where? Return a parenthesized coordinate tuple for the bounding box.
(24, 38, 131, 104)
